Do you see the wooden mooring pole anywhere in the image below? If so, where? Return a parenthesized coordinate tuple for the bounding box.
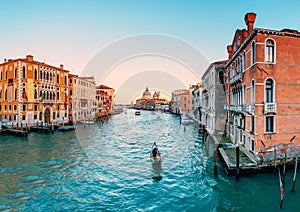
(291, 156, 298, 192)
(278, 168, 284, 209)
(283, 153, 287, 185)
(236, 144, 240, 180)
(274, 145, 277, 176)
(214, 143, 218, 176)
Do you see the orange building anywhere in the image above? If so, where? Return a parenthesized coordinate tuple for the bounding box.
(96, 85, 114, 116)
(0, 55, 69, 125)
(68, 73, 78, 123)
(224, 13, 300, 160)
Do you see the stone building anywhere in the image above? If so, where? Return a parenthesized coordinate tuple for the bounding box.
(201, 61, 227, 136)
(73, 76, 96, 121)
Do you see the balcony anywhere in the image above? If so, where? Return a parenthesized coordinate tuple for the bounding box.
(264, 103, 276, 114)
(245, 104, 255, 114)
(224, 104, 254, 114)
(230, 72, 243, 85)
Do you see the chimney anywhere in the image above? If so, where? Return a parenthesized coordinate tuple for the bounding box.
(227, 45, 233, 60)
(60, 64, 64, 70)
(4, 58, 7, 63)
(26, 55, 34, 61)
(244, 13, 257, 34)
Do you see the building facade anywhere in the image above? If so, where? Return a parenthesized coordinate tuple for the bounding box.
(74, 76, 96, 121)
(0, 55, 69, 125)
(171, 89, 190, 114)
(68, 73, 78, 123)
(224, 13, 300, 159)
(201, 61, 227, 136)
(192, 82, 202, 121)
(96, 84, 115, 117)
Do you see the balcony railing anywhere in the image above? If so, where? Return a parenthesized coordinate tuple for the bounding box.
(264, 103, 276, 114)
(230, 72, 243, 85)
(224, 104, 254, 114)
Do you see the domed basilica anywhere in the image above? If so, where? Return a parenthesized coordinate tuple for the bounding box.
(134, 87, 169, 110)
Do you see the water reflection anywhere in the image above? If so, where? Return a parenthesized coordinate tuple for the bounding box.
(151, 160, 163, 182)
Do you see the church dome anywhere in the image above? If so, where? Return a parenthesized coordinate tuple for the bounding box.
(142, 87, 152, 100)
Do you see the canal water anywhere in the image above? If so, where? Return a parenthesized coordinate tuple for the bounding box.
(0, 110, 299, 211)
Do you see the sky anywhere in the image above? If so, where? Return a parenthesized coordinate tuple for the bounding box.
(1, 0, 300, 103)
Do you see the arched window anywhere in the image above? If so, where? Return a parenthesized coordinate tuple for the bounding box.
(40, 70, 43, 79)
(64, 76, 67, 85)
(34, 90, 37, 99)
(265, 39, 275, 63)
(251, 41, 256, 65)
(265, 78, 275, 103)
(22, 66, 26, 78)
(0, 90, 2, 99)
(15, 68, 17, 78)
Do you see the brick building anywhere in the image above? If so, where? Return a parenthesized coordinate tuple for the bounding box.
(224, 13, 300, 160)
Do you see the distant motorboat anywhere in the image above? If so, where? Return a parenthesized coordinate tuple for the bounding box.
(135, 111, 141, 115)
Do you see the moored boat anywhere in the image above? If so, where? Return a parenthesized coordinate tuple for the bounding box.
(135, 111, 141, 115)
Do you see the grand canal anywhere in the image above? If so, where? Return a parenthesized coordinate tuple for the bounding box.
(0, 110, 299, 211)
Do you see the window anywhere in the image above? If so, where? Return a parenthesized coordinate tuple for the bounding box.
(23, 105, 26, 111)
(251, 139, 255, 151)
(14, 105, 17, 111)
(243, 51, 246, 71)
(57, 74, 60, 84)
(34, 105, 38, 111)
(34, 68, 38, 80)
(15, 68, 17, 78)
(265, 78, 274, 103)
(40, 70, 43, 79)
(251, 41, 256, 65)
(251, 115, 255, 133)
(22, 115, 26, 121)
(266, 116, 275, 133)
(22, 66, 26, 78)
(64, 76, 67, 85)
(265, 39, 275, 63)
(15, 89, 17, 100)
(251, 80, 255, 104)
